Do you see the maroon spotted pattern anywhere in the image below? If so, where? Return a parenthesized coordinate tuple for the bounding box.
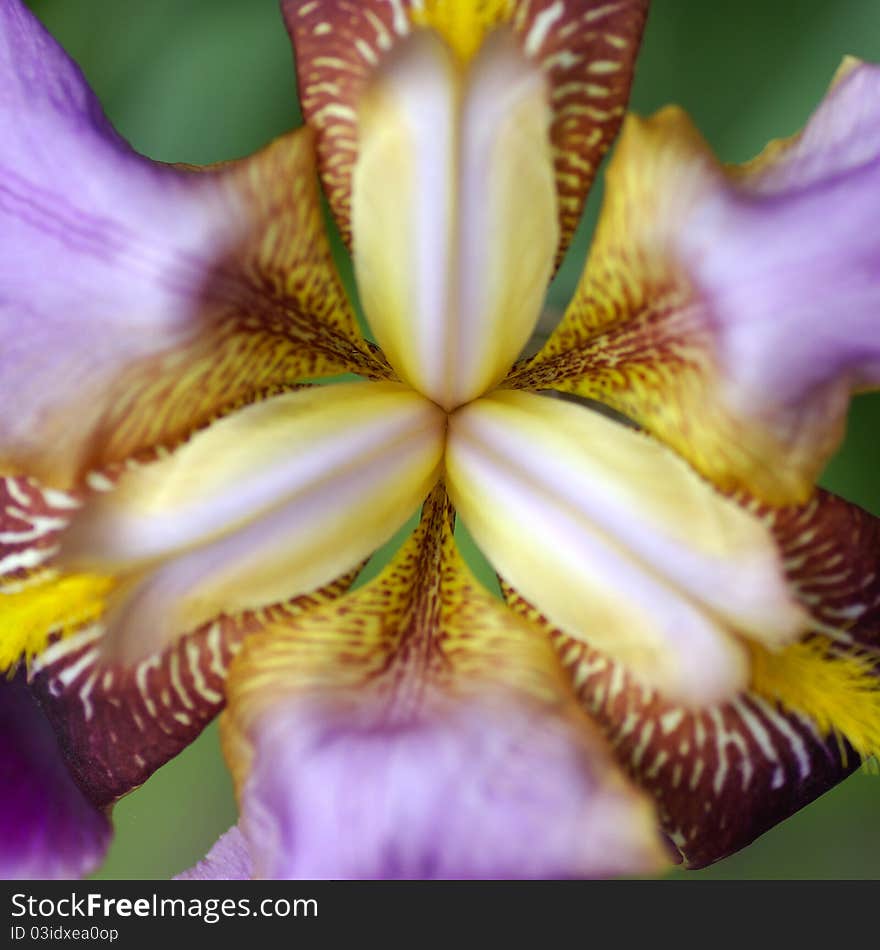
(515, 0, 649, 265)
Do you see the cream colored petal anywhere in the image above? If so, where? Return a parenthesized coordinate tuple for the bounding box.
(60, 382, 446, 661)
(353, 29, 558, 411)
(446, 391, 809, 705)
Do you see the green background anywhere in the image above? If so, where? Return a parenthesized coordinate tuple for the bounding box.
(24, 0, 880, 879)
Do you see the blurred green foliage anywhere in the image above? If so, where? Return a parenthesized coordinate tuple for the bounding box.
(24, 0, 880, 879)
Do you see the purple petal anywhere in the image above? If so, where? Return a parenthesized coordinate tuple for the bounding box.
(235, 697, 664, 880)
(0, 672, 110, 879)
(0, 0, 374, 489)
(0, 0, 228, 480)
(694, 63, 880, 417)
(654, 61, 880, 495)
(517, 60, 880, 503)
(743, 59, 880, 194)
(175, 826, 253, 881)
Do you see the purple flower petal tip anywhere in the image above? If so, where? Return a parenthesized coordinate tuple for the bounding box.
(0, 675, 110, 880)
(175, 826, 253, 881)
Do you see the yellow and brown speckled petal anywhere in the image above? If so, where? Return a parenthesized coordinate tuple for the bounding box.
(510, 61, 880, 503)
(91, 133, 391, 477)
(283, 0, 647, 261)
(221, 484, 666, 879)
(1, 4, 389, 490)
(4, 127, 388, 491)
(223, 484, 595, 752)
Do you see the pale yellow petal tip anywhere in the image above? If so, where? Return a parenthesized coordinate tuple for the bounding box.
(616, 106, 710, 155)
(832, 54, 865, 88)
(616, 793, 674, 877)
(606, 106, 721, 197)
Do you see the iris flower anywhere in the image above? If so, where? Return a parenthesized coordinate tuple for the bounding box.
(1, 0, 879, 880)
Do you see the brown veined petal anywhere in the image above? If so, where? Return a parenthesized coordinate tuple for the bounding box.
(508, 59, 880, 505)
(555, 631, 867, 871)
(221, 484, 666, 879)
(90, 133, 391, 475)
(747, 488, 880, 760)
(283, 0, 648, 261)
(26, 568, 360, 810)
(0, 0, 386, 490)
(502, 484, 880, 869)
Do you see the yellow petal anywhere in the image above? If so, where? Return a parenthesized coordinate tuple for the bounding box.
(59, 382, 446, 661)
(446, 391, 809, 705)
(352, 29, 558, 410)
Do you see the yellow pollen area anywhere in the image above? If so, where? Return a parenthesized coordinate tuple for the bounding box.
(411, 0, 515, 61)
(0, 573, 114, 671)
(749, 637, 880, 764)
